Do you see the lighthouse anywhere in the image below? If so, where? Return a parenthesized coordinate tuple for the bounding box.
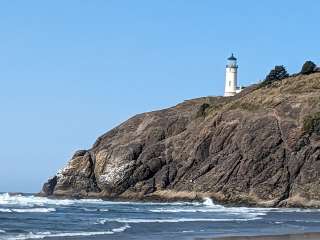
(224, 53, 239, 97)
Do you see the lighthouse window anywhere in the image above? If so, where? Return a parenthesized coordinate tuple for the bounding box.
(229, 81, 231, 86)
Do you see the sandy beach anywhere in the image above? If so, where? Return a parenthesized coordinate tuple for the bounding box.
(198, 233, 320, 240)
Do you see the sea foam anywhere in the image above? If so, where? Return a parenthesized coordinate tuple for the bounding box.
(0, 193, 106, 207)
(0, 208, 12, 212)
(7, 231, 114, 240)
(148, 197, 268, 218)
(0, 207, 55, 213)
(6, 225, 130, 240)
(0, 193, 197, 208)
(96, 217, 261, 223)
(11, 208, 56, 213)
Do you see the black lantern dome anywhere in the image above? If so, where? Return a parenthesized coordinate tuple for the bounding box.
(227, 53, 237, 61)
(227, 53, 238, 68)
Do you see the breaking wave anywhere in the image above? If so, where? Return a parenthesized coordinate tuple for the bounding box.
(0, 208, 11, 213)
(148, 208, 266, 216)
(110, 224, 131, 233)
(148, 197, 320, 218)
(203, 197, 215, 206)
(0, 193, 200, 207)
(13, 208, 56, 213)
(0, 193, 107, 207)
(148, 197, 267, 217)
(0, 207, 55, 213)
(5, 224, 130, 240)
(1, 193, 319, 215)
(7, 231, 113, 240)
(96, 217, 261, 223)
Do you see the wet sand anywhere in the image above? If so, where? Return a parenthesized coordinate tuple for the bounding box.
(30, 232, 320, 240)
(198, 232, 320, 240)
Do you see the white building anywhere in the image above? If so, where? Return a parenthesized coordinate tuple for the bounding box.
(224, 54, 242, 96)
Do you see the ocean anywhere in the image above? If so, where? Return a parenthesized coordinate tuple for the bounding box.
(1, 193, 320, 240)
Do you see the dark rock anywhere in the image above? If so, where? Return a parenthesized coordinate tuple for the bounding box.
(72, 150, 88, 159)
(41, 176, 57, 196)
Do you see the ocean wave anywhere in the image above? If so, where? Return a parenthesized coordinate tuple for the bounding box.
(7, 231, 114, 240)
(12, 208, 56, 213)
(152, 197, 319, 217)
(202, 197, 215, 206)
(149, 207, 266, 215)
(0, 208, 55, 213)
(0, 193, 73, 207)
(96, 217, 261, 223)
(6, 225, 130, 240)
(81, 207, 98, 212)
(78, 199, 202, 206)
(149, 208, 198, 213)
(148, 198, 268, 217)
(2, 193, 319, 216)
(111, 224, 131, 233)
(294, 219, 320, 223)
(202, 197, 271, 213)
(81, 207, 109, 212)
(0, 193, 199, 208)
(0, 230, 5, 233)
(95, 218, 108, 225)
(0, 193, 108, 207)
(0, 193, 226, 210)
(0, 208, 12, 212)
(202, 197, 320, 214)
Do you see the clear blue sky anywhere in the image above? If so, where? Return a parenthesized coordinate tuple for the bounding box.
(0, 1, 319, 193)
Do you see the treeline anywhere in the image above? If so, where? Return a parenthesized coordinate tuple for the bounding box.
(260, 60, 319, 87)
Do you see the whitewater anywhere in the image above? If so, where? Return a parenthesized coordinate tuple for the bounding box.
(1, 193, 320, 240)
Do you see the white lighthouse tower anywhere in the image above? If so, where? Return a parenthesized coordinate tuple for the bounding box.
(224, 53, 239, 97)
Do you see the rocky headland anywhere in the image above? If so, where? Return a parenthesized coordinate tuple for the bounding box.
(41, 73, 320, 207)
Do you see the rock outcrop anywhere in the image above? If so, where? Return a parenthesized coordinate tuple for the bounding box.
(41, 73, 320, 207)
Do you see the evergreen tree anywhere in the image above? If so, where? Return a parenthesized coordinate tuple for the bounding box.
(301, 61, 316, 75)
(260, 65, 289, 87)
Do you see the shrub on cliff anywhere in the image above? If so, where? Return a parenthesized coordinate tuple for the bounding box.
(196, 103, 210, 118)
(260, 65, 289, 87)
(300, 61, 316, 75)
(303, 112, 320, 135)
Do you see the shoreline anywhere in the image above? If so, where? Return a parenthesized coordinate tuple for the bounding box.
(198, 232, 320, 240)
(34, 190, 320, 209)
(13, 232, 320, 240)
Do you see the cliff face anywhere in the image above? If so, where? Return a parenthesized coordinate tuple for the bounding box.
(41, 73, 320, 207)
